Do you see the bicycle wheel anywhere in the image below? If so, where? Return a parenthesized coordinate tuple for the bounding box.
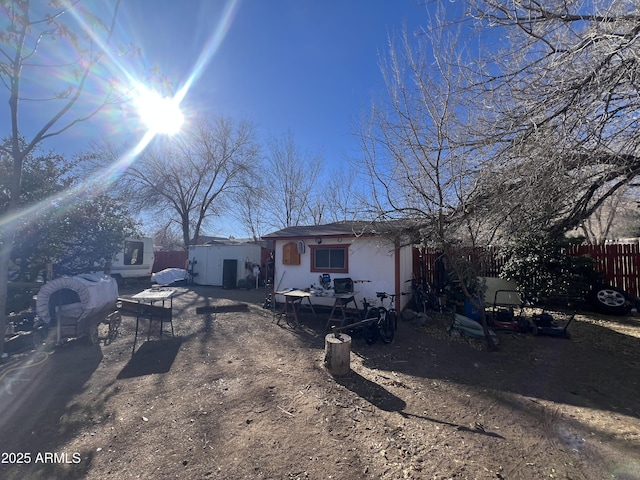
(389, 309, 398, 331)
(378, 311, 395, 344)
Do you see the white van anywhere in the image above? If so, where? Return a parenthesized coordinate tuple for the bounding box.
(109, 238, 155, 281)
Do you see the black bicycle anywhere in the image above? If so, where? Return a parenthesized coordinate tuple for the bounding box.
(335, 294, 395, 344)
(375, 292, 396, 343)
(337, 297, 378, 344)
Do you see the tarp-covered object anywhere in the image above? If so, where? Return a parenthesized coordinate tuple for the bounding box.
(151, 268, 187, 285)
(36, 273, 119, 324)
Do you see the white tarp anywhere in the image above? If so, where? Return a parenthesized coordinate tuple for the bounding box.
(36, 273, 119, 324)
(151, 268, 187, 285)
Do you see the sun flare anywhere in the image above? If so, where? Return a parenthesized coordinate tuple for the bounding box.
(133, 88, 184, 136)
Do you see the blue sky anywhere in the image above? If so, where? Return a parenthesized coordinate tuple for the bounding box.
(21, 0, 468, 237)
(118, 0, 433, 164)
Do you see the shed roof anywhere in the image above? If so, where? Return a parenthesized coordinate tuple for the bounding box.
(263, 221, 406, 240)
(194, 236, 266, 247)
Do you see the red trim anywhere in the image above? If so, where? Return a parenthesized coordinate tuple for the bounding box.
(309, 244, 349, 273)
(394, 238, 401, 311)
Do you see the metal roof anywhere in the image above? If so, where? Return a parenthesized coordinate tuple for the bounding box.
(263, 221, 404, 239)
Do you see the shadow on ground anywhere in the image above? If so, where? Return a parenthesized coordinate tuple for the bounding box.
(335, 369, 406, 412)
(0, 340, 104, 479)
(118, 337, 183, 379)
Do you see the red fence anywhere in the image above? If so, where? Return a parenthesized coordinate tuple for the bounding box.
(566, 243, 640, 298)
(153, 251, 188, 273)
(414, 244, 640, 298)
(413, 246, 504, 288)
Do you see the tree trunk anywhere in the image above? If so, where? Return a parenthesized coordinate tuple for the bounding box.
(324, 333, 351, 376)
(443, 247, 498, 351)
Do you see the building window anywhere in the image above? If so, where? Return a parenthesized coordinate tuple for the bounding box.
(310, 245, 348, 273)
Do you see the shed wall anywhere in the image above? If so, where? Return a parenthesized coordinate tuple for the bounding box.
(273, 236, 411, 310)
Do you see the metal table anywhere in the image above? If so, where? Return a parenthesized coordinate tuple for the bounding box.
(129, 287, 176, 352)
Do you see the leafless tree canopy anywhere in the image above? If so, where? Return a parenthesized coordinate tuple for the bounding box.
(469, 0, 640, 238)
(322, 166, 363, 224)
(262, 131, 323, 230)
(359, 12, 483, 246)
(574, 186, 640, 244)
(232, 143, 365, 238)
(117, 117, 260, 248)
(362, 0, 640, 242)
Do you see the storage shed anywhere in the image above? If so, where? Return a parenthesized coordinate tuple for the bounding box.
(263, 221, 414, 311)
(188, 239, 263, 288)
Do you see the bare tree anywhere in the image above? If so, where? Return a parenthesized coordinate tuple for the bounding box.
(232, 176, 269, 241)
(321, 166, 364, 223)
(262, 131, 323, 229)
(151, 223, 185, 251)
(115, 117, 260, 248)
(0, 1, 123, 356)
(359, 14, 498, 348)
(468, 0, 640, 238)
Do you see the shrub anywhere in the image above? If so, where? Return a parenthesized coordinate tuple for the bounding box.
(500, 234, 599, 303)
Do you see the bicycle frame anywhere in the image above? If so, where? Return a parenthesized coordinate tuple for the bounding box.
(331, 294, 395, 344)
(375, 292, 396, 342)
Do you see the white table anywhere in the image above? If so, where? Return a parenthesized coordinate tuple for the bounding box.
(130, 288, 176, 352)
(131, 288, 176, 303)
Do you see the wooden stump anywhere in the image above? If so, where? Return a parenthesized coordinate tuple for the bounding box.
(324, 333, 351, 376)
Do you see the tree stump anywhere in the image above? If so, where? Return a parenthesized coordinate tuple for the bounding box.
(324, 333, 351, 376)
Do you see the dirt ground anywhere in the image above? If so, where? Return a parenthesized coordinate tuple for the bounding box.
(1, 283, 639, 480)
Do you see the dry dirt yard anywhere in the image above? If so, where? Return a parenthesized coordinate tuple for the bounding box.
(1, 284, 639, 480)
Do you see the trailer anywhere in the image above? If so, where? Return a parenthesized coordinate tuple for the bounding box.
(110, 237, 155, 282)
(188, 241, 262, 288)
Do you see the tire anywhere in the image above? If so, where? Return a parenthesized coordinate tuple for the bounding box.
(378, 312, 395, 344)
(530, 324, 539, 336)
(389, 310, 398, 331)
(587, 284, 632, 316)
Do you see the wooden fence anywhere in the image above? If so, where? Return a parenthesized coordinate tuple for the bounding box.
(566, 243, 640, 298)
(152, 251, 188, 273)
(414, 243, 640, 298)
(413, 246, 505, 290)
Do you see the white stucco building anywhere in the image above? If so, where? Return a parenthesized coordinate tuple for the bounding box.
(263, 221, 414, 312)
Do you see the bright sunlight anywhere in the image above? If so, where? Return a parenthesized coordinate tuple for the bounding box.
(133, 88, 184, 136)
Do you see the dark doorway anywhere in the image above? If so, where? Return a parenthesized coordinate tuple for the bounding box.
(222, 259, 237, 289)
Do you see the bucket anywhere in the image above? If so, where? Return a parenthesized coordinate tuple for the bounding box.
(464, 298, 482, 323)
